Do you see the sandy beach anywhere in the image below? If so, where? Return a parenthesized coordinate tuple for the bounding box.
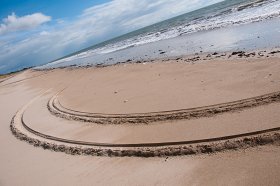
(0, 49, 280, 185)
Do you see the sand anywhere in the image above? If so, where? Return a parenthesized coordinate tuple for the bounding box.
(1, 50, 280, 185)
(59, 58, 280, 114)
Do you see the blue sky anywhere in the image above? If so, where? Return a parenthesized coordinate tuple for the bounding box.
(0, 0, 222, 74)
(0, 0, 109, 20)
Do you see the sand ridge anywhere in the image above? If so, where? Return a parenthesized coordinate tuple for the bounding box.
(10, 92, 280, 157)
(48, 91, 280, 124)
(7, 52, 280, 157)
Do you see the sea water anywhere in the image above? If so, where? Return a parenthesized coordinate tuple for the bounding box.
(38, 0, 280, 69)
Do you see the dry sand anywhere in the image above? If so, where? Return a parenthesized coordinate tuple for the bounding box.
(1, 50, 280, 185)
(59, 58, 280, 114)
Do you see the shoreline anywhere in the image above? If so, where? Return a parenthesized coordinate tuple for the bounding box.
(34, 47, 280, 71)
(1, 1, 280, 184)
(37, 18, 280, 70)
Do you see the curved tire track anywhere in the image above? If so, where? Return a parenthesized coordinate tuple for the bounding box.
(0, 75, 14, 84)
(0, 71, 48, 87)
(48, 91, 280, 124)
(10, 94, 280, 157)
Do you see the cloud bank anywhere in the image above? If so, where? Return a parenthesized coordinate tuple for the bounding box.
(0, 12, 51, 35)
(0, 0, 222, 74)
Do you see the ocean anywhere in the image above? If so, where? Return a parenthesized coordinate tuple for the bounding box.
(38, 0, 280, 69)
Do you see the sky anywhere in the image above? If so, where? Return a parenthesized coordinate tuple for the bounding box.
(0, 0, 223, 74)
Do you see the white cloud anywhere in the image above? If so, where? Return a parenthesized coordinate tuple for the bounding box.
(82, 0, 221, 29)
(39, 31, 50, 36)
(0, 12, 51, 35)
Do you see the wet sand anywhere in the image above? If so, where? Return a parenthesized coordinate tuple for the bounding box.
(1, 50, 280, 185)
